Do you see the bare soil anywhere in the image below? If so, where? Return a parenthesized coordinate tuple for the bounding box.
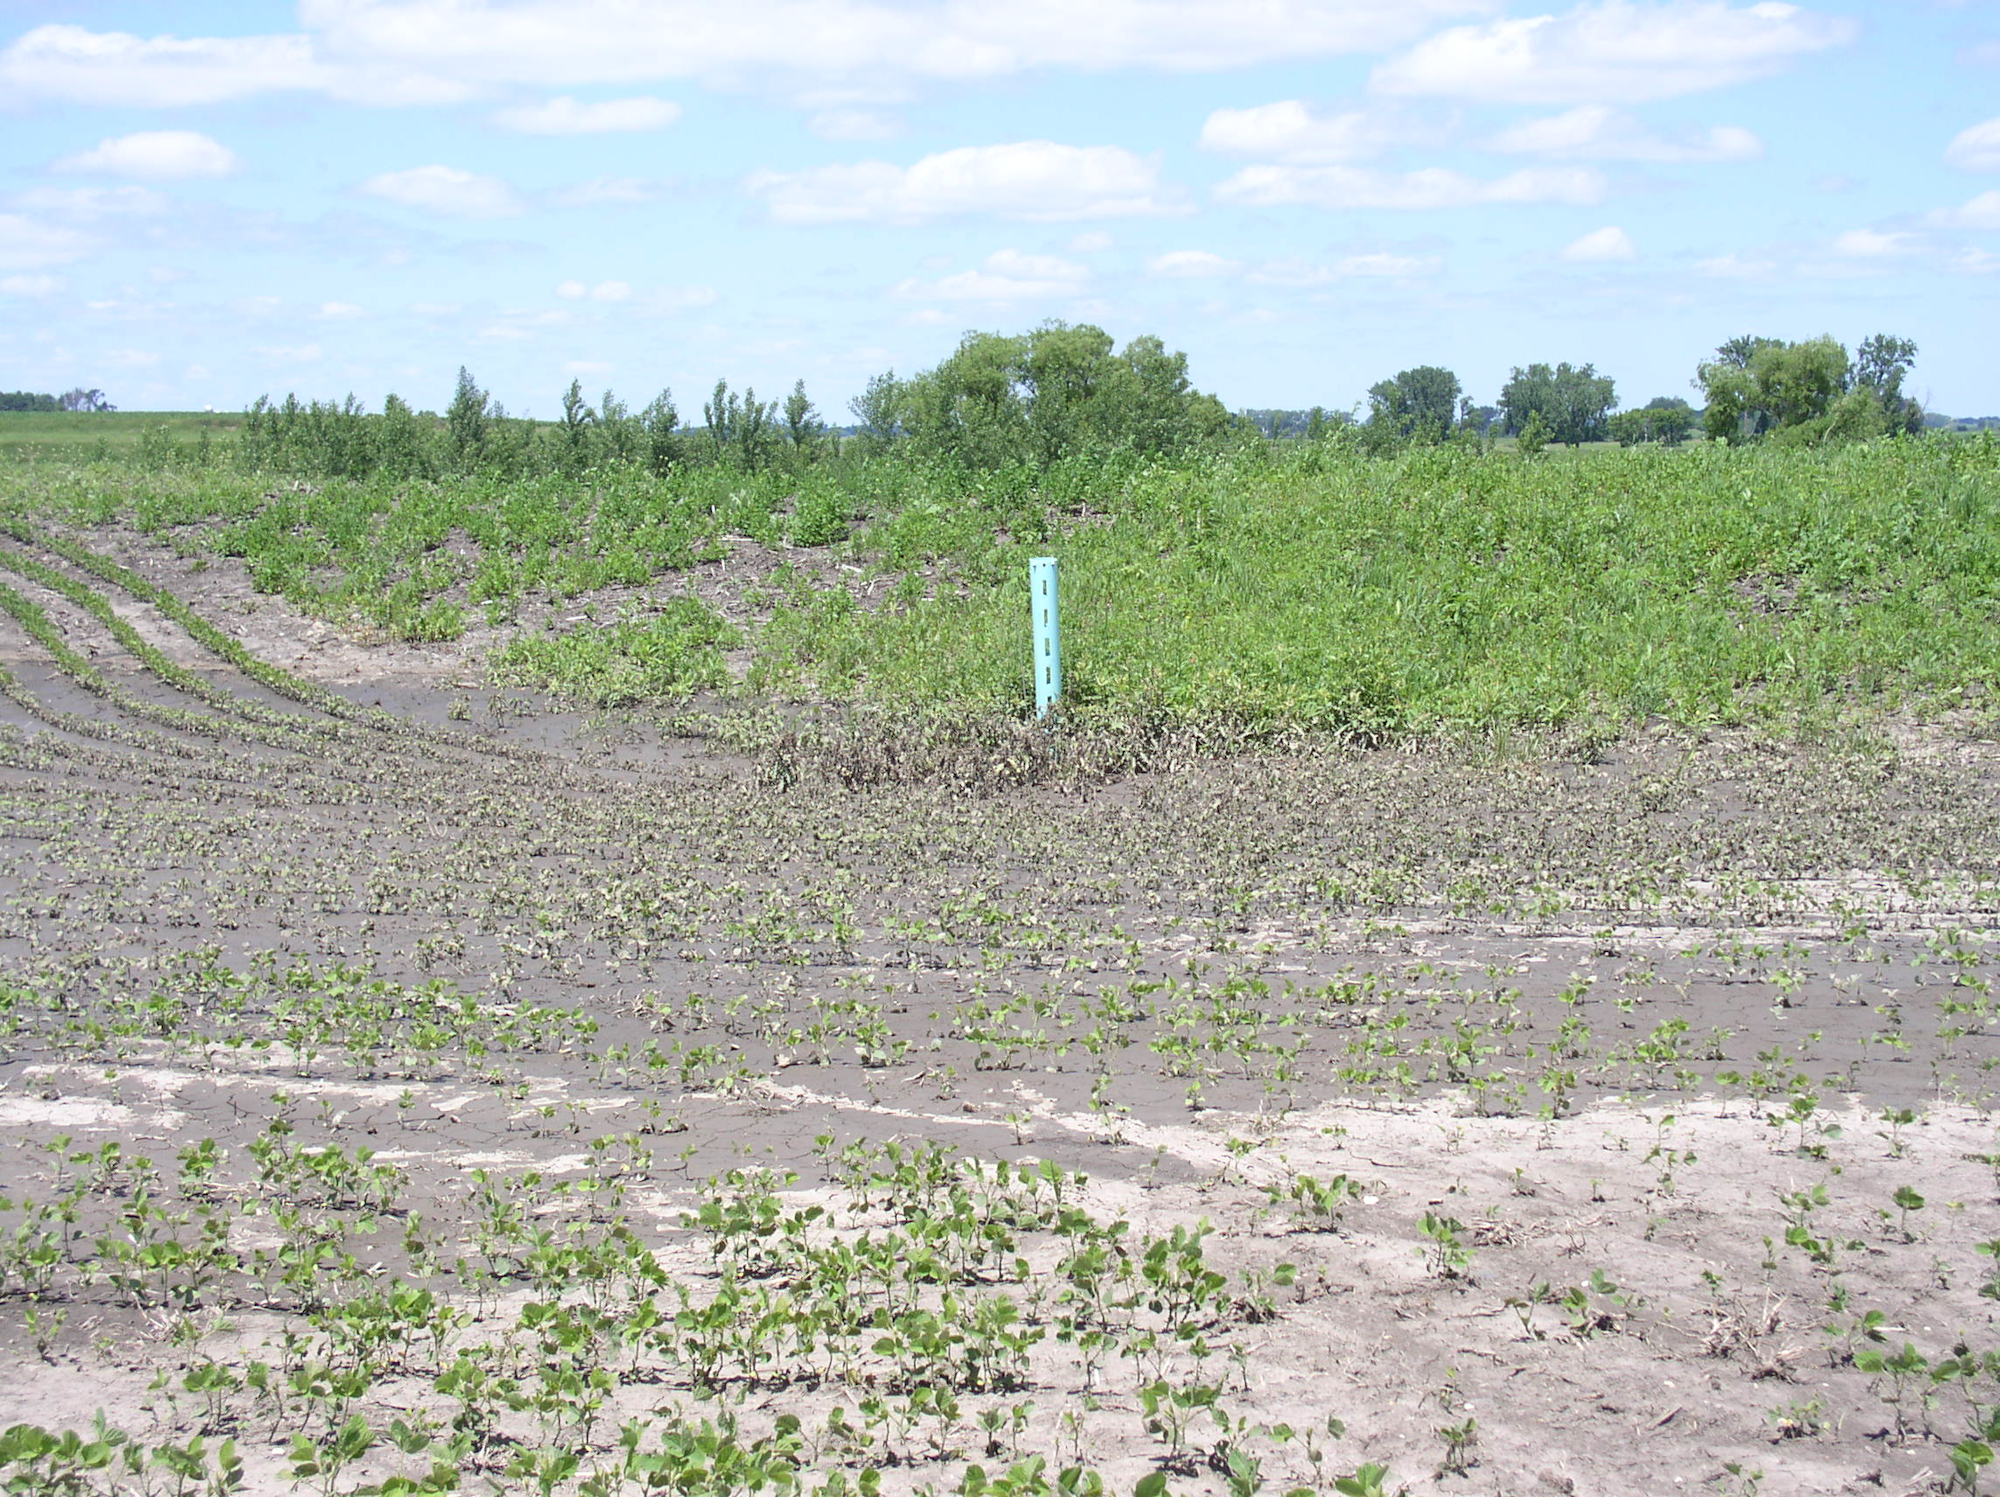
(1, 532, 1998, 1497)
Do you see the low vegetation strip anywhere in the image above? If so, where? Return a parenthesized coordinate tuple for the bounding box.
(5, 433, 1996, 740)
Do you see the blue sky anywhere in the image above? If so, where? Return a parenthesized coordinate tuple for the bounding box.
(2, 0, 1996, 419)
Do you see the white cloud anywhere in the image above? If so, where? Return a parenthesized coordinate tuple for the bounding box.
(1147, 249, 1240, 277)
(0, 274, 61, 297)
(809, 108, 903, 141)
(564, 359, 614, 375)
(1242, 251, 1442, 284)
(1370, 0, 1855, 105)
(0, 25, 331, 106)
(1488, 105, 1760, 161)
(14, 187, 173, 220)
(895, 247, 1090, 301)
(316, 301, 367, 318)
(0, 2, 1494, 108)
(1946, 118, 2000, 173)
(1197, 101, 1441, 163)
(0, 215, 93, 271)
(1069, 231, 1114, 252)
(1327, 251, 1440, 276)
(359, 165, 522, 217)
(52, 131, 241, 180)
(1561, 224, 1638, 260)
(1833, 228, 1917, 257)
(1216, 163, 1605, 208)
(493, 95, 681, 133)
(1694, 252, 1776, 278)
(748, 142, 1182, 224)
(104, 348, 161, 369)
(1929, 190, 2000, 230)
(1951, 248, 2000, 275)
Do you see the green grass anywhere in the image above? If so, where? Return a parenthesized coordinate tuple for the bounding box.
(753, 438, 2000, 737)
(3, 434, 1996, 738)
(0, 411, 244, 460)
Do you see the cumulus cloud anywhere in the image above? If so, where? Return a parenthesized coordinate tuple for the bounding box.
(1832, 228, 1917, 257)
(1946, 118, 2000, 173)
(1147, 249, 1241, 277)
(0, 274, 62, 297)
(1216, 163, 1605, 208)
(0, 1, 1490, 109)
(53, 131, 242, 180)
(1197, 101, 1441, 163)
(492, 95, 681, 133)
(1694, 252, 1776, 278)
(1488, 105, 1760, 161)
(1560, 224, 1637, 260)
(895, 248, 1090, 301)
(1370, 0, 1855, 105)
(1929, 190, 2000, 230)
(748, 142, 1182, 224)
(0, 215, 94, 271)
(359, 165, 522, 217)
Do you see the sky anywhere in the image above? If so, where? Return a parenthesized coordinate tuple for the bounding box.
(1, 0, 1996, 420)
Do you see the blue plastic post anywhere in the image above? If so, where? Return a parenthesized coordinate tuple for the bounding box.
(1031, 556, 1061, 720)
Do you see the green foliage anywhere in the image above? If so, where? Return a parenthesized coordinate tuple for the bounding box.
(1696, 333, 1924, 446)
(756, 436, 2000, 738)
(1499, 362, 1617, 446)
(882, 323, 1229, 470)
(492, 601, 738, 706)
(1365, 366, 1461, 447)
(1607, 398, 1696, 447)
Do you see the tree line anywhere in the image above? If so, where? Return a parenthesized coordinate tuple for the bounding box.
(101, 320, 1937, 481)
(0, 387, 115, 413)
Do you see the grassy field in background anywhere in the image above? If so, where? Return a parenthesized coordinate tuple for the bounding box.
(4, 435, 1997, 741)
(0, 410, 245, 459)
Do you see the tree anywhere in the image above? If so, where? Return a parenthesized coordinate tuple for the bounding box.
(1853, 334, 1923, 436)
(559, 379, 596, 472)
(1607, 396, 1696, 446)
(641, 390, 681, 475)
(0, 392, 58, 412)
(57, 387, 112, 412)
(1499, 362, 1616, 446)
(848, 372, 904, 455)
(1695, 335, 1854, 443)
(887, 321, 1227, 470)
(1366, 365, 1461, 444)
(703, 379, 777, 469)
(446, 366, 488, 466)
(782, 379, 827, 457)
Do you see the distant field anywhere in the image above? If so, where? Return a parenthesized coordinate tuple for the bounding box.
(0, 410, 244, 457)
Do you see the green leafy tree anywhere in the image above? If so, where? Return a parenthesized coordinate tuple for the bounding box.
(848, 371, 904, 455)
(1696, 335, 1853, 443)
(782, 378, 828, 458)
(445, 366, 489, 468)
(559, 378, 596, 473)
(1500, 362, 1616, 446)
(1606, 397, 1696, 446)
(642, 389, 681, 474)
(890, 321, 1227, 470)
(1366, 365, 1461, 444)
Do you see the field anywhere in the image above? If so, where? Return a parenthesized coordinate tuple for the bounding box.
(1, 441, 1999, 1497)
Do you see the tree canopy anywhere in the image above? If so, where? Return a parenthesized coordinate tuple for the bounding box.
(1498, 362, 1616, 447)
(857, 322, 1231, 470)
(1695, 334, 1922, 444)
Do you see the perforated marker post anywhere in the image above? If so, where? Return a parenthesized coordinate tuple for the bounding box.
(1031, 556, 1062, 720)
